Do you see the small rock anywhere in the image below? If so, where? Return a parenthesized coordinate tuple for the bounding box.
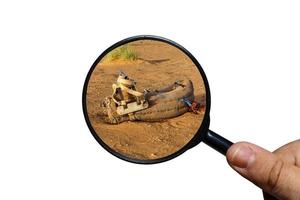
(150, 153, 157, 157)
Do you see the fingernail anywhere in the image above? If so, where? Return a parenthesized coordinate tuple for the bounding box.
(229, 145, 255, 168)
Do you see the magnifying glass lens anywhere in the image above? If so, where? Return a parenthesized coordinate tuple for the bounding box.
(84, 38, 208, 163)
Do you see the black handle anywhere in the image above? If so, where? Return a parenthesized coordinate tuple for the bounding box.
(202, 130, 233, 155)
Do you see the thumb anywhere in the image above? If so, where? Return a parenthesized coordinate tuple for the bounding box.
(226, 142, 300, 200)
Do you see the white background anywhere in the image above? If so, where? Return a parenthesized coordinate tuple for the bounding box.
(0, 1, 299, 199)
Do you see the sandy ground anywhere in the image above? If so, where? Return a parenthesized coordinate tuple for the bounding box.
(86, 40, 206, 160)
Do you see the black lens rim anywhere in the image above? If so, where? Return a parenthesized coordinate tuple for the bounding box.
(82, 35, 211, 164)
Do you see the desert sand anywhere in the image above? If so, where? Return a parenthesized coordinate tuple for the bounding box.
(86, 40, 206, 160)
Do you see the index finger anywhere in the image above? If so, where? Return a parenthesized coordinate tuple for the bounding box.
(273, 140, 300, 166)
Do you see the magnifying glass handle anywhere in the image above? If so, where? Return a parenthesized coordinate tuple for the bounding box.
(203, 130, 233, 155)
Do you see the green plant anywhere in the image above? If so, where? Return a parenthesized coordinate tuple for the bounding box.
(104, 45, 137, 62)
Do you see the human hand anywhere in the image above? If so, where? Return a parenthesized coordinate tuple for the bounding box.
(226, 140, 300, 200)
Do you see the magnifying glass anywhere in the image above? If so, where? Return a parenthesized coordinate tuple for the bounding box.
(83, 35, 233, 164)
